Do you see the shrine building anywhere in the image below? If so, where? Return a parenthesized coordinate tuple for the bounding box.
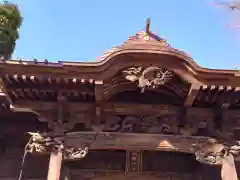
(0, 20, 240, 180)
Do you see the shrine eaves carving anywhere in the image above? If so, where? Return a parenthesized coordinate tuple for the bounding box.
(122, 66, 173, 92)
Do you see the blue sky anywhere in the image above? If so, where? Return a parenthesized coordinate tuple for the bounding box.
(6, 0, 240, 69)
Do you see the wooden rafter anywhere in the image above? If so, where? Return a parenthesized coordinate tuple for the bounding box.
(13, 101, 240, 119)
(0, 77, 12, 105)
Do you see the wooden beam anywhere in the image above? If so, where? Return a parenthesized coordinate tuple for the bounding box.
(7, 87, 92, 96)
(63, 132, 216, 154)
(184, 83, 201, 107)
(12, 100, 69, 111)
(13, 101, 240, 122)
(8, 101, 211, 115)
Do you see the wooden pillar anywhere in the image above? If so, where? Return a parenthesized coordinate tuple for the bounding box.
(47, 149, 63, 180)
(47, 94, 65, 180)
(221, 154, 238, 180)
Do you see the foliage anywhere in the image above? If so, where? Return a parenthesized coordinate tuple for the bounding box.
(0, 0, 23, 58)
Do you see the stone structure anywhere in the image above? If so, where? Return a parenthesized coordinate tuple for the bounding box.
(0, 19, 240, 180)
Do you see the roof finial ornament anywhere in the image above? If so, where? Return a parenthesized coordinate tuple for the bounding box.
(145, 18, 150, 34)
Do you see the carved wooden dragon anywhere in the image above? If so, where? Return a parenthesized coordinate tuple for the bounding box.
(123, 66, 173, 92)
(26, 132, 89, 159)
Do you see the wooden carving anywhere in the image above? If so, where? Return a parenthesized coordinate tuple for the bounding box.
(122, 67, 173, 92)
(64, 146, 89, 160)
(26, 132, 89, 160)
(193, 140, 240, 180)
(26, 132, 63, 154)
(103, 114, 180, 134)
(142, 115, 179, 134)
(103, 115, 139, 132)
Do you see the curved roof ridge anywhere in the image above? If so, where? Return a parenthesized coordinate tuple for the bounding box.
(96, 19, 172, 61)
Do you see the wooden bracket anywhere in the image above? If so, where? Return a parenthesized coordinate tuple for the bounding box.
(184, 83, 201, 107)
(0, 77, 12, 105)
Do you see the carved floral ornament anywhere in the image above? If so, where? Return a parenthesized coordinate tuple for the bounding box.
(122, 66, 173, 92)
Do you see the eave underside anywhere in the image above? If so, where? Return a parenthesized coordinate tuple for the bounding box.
(1, 72, 240, 108)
